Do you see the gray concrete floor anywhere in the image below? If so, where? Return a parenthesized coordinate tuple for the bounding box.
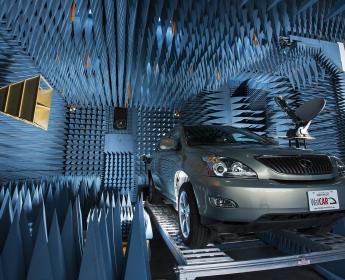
(150, 225, 325, 280)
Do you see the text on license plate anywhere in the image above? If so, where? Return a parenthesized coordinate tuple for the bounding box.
(307, 190, 339, 211)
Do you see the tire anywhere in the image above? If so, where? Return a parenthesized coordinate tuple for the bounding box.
(178, 183, 210, 248)
(148, 171, 162, 204)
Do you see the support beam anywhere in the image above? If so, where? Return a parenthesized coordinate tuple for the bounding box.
(240, 0, 251, 8)
(326, 0, 345, 20)
(268, 0, 284, 11)
(297, 0, 319, 14)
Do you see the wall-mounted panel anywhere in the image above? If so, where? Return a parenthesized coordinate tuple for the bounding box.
(102, 108, 137, 199)
(103, 152, 135, 194)
(64, 107, 107, 177)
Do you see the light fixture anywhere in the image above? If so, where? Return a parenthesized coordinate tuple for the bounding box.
(253, 32, 258, 47)
(171, 19, 175, 34)
(279, 36, 298, 49)
(209, 196, 238, 208)
(67, 104, 77, 112)
(85, 53, 89, 68)
(70, 0, 76, 23)
(174, 111, 180, 118)
(202, 156, 257, 178)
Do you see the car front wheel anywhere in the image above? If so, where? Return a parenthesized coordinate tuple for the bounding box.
(178, 183, 210, 248)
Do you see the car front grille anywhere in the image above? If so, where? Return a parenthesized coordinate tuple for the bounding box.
(256, 155, 333, 175)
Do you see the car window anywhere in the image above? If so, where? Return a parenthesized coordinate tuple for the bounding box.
(232, 132, 260, 143)
(184, 126, 274, 146)
(169, 127, 180, 140)
(156, 127, 180, 151)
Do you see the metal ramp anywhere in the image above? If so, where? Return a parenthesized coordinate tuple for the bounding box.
(146, 203, 345, 280)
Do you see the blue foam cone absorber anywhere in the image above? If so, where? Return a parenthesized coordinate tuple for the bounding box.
(79, 212, 107, 280)
(72, 196, 84, 268)
(19, 207, 32, 274)
(99, 210, 114, 279)
(114, 196, 124, 276)
(0, 257, 4, 280)
(0, 191, 13, 252)
(61, 203, 78, 280)
(123, 197, 151, 280)
(48, 211, 67, 280)
(26, 206, 54, 280)
(106, 207, 118, 278)
(1, 211, 25, 280)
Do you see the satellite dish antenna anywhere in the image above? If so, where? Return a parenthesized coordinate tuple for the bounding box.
(275, 96, 326, 145)
(295, 98, 326, 122)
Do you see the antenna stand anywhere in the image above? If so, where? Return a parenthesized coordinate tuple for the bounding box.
(275, 96, 324, 149)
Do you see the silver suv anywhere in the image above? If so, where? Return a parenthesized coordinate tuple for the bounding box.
(150, 125, 345, 247)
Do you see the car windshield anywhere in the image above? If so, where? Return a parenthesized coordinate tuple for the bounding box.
(184, 126, 275, 146)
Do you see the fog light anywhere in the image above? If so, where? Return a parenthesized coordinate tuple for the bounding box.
(209, 196, 238, 208)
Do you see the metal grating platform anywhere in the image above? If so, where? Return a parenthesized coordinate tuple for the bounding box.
(146, 203, 345, 280)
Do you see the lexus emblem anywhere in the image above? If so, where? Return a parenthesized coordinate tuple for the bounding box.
(299, 159, 313, 169)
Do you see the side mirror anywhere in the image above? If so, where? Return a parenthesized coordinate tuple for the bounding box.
(159, 137, 178, 150)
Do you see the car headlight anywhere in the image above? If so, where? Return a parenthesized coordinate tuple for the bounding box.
(202, 155, 257, 178)
(331, 156, 345, 177)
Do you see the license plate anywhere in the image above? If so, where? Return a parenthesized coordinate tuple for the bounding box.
(307, 190, 339, 211)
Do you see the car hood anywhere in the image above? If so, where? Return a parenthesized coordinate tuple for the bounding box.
(188, 144, 321, 159)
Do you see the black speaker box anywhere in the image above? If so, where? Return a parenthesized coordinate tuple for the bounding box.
(114, 107, 128, 129)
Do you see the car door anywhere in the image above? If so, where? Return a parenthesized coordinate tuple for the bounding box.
(156, 128, 183, 202)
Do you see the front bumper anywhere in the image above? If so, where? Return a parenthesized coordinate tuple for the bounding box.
(191, 176, 345, 223)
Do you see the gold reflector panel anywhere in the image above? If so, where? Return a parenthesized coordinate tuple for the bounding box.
(0, 75, 53, 130)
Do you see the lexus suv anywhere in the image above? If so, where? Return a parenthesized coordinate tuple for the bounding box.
(149, 125, 345, 247)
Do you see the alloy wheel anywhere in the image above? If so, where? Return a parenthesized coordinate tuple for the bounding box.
(179, 190, 190, 238)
